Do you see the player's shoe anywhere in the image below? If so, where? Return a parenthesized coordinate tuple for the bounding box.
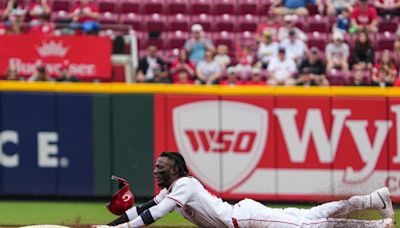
(370, 187, 394, 219)
(381, 218, 394, 228)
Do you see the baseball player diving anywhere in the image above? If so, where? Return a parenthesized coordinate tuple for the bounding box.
(95, 151, 395, 228)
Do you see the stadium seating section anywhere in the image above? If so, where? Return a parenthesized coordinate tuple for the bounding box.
(3, 0, 400, 84)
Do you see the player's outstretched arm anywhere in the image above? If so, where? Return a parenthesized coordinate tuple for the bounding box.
(107, 199, 157, 226)
(110, 198, 177, 228)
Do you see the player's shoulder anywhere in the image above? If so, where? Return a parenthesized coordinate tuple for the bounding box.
(168, 176, 200, 192)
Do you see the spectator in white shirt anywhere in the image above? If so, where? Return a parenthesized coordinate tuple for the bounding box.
(280, 29, 307, 64)
(195, 51, 221, 85)
(267, 47, 297, 86)
(277, 15, 307, 42)
(325, 31, 349, 71)
(257, 32, 279, 69)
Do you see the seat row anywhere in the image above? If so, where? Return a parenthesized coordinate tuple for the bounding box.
(51, 11, 400, 35)
(50, 0, 274, 15)
(135, 30, 398, 53)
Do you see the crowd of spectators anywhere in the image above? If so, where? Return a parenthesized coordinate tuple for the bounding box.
(5, 63, 79, 82)
(2, 0, 400, 86)
(0, 0, 100, 35)
(134, 0, 400, 87)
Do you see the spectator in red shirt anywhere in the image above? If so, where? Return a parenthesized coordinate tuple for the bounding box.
(28, 0, 51, 24)
(69, 0, 100, 34)
(170, 50, 196, 83)
(351, 0, 378, 33)
(374, 0, 400, 18)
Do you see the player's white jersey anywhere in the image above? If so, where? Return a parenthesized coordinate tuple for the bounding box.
(154, 176, 234, 227)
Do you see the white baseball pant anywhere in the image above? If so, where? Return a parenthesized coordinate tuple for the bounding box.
(231, 196, 387, 228)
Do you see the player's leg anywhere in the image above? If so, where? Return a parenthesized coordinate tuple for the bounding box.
(300, 218, 394, 228)
(231, 199, 394, 228)
(282, 187, 394, 220)
(232, 199, 305, 228)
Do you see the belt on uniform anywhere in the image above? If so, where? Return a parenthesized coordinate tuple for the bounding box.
(232, 218, 239, 228)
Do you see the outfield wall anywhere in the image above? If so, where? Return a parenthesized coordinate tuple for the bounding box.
(0, 82, 399, 202)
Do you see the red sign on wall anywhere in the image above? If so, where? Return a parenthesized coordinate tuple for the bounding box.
(0, 34, 112, 79)
(155, 94, 400, 202)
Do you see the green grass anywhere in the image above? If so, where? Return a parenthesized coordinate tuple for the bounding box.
(0, 201, 397, 226)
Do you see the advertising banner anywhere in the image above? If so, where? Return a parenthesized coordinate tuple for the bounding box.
(0, 92, 94, 195)
(155, 94, 400, 202)
(0, 35, 112, 79)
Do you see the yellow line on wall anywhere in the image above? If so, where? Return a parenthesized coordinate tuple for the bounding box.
(0, 81, 398, 97)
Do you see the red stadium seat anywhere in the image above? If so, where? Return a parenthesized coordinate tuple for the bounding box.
(98, 0, 119, 13)
(306, 2, 319, 15)
(100, 12, 119, 24)
(374, 50, 398, 65)
(50, 11, 70, 23)
(259, 0, 273, 15)
(143, 0, 165, 14)
(120, 13, 144, 31)
(378, 17, 398, 33)
(236, 31, 257, 51)
(139, 36, 166, 50)
(237, 0, 258, 15)
(213, 31, 235, 50)
(51, 0, 70, 11)
(191, 0, 213, 15)
(326, 69, 347, 85)
(292, 15, 307, 31)
(215, 14, 237, 32)
(214, 0, 236, 15)
(168, 14, 190, 31)
(162, 48, 180, 63)
(191, 14, 214, 32)
(238, 14, 259, 32)
(120, 0, 141, 14)
(308, 15, 329, 33)
(166, 0, 189, 14)
(377, 32, 396, 51)
(307, 32, 328, 51)
(167, 30, 189, 49)
(347, 70, 371, 85)
(145, 13, 167, 32)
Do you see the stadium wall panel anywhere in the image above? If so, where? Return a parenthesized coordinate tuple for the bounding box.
(1, 92, 58, 195)
(92, 94, 112, 196)
(56, 93, 93, 196)
(0, 83, 399, 202)
(111, 94, 155, 198)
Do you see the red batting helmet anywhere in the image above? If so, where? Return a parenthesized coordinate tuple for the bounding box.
(106, 175, 134, 215)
